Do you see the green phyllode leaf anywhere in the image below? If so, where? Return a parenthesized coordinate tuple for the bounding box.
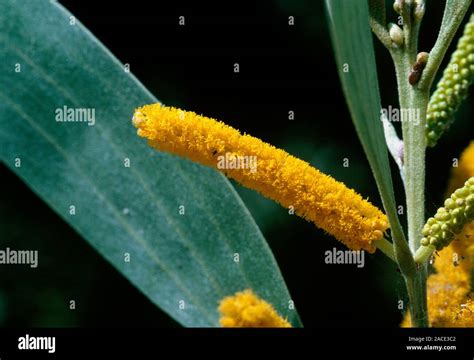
(0, 0, 300, 327)
(325, 0, 410, 268)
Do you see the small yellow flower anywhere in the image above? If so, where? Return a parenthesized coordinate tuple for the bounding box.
(133, 104, 388, 252)
(218, 289, 291, 328)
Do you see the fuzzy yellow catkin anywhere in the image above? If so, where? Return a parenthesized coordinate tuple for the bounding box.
(218, 289, 291, 328)
(133, 104, 389, 252)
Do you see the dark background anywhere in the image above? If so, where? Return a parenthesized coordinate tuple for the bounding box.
(1, 0, 473, 327)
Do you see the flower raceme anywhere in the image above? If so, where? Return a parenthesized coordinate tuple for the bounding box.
(426, 14, 474, 147)
(218, 289, 291, 328)
(133, 104, 389, 252)
(420, 177, 474, 251)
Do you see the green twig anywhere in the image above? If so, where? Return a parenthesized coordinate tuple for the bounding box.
(405, 267, 428, 327)
(376, 237, 398, 263)
(369, 0, 392, 48)
(394, 54, 429, 327)
(414, 245, 435, 264)
(370, 0, 429, 327)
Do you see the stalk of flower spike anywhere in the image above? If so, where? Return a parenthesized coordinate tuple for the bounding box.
(218, 289, 291, 327)
(133, 104, 389, 252)
(426, 14, 474, 147)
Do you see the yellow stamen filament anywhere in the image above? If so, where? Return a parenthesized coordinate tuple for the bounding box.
(218, 289, 291, 328)
(133, 104, 388, 252)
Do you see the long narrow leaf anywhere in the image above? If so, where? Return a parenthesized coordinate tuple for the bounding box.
(325, 1, 407, 249)
(0, 0, 300, 327)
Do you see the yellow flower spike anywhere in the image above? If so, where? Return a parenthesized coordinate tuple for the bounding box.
(218, 289, 291, 328)
(133, 104, 389, 252)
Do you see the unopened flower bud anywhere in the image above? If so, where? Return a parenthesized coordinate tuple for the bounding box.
(416, 51, 429, 66)
(389, 23, 404, 47)
(414, 0, 425, 21)
(393, 0, 403, 14)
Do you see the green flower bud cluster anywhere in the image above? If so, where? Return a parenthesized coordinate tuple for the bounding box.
(426, 14, 474, 147)
(421, 177, 474, 250)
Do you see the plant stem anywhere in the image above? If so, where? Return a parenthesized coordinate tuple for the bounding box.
(398, 57, 429, 327)
(414, 244, 435, 264)
(404, 89, 429, 254)
(405, 90, 430, 327)
(376, 237, 397, 263)
(391, 55, 426, 248)
(387, 1, 430, 323)
(405, 266, 428, 327)
(389, 50, 429, 327)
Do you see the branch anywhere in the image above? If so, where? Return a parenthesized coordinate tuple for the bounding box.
(369, 0, 392, 48)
